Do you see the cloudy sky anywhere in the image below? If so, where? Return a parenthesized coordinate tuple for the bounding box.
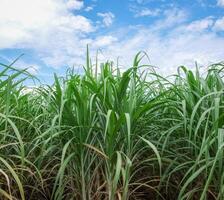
(0, 0, 224, 83)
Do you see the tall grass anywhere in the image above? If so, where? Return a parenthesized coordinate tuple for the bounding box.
(0, 51, 224, 199)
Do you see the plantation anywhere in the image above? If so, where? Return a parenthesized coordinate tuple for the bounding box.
(0, 51, 224, 200)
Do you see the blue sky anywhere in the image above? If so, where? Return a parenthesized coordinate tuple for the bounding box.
(0, 0, 224, 84)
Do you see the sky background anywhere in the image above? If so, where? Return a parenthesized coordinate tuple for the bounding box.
(0, 0, 224, 84)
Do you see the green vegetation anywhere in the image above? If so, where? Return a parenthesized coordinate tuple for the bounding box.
(0, 50, 224, 200)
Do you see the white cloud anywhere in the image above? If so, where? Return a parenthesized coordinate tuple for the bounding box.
(0, 0, 93, 44)
(217, 0, 224, 7)
(95, 14, 224, 75)
(66, 0, 84, 10)
(0, 1, 224, 76)
(148, 8, 188, 31)
(0, 0, 94, 68)
(134, 8, 161, 17)
(213, 17, 224, 31)
(176, 17, 214, 32)
(85, 6, 94, 12)
(186, 17, 214, 31)
(97, 12, 115, 27)
(104, 33, 224, 75)
(93, 35, 118, 47)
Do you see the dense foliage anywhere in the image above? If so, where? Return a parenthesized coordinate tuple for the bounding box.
(0, 51, 224, 200)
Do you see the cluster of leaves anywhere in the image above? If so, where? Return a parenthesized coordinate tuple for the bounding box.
(0, 50, 224, 200)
